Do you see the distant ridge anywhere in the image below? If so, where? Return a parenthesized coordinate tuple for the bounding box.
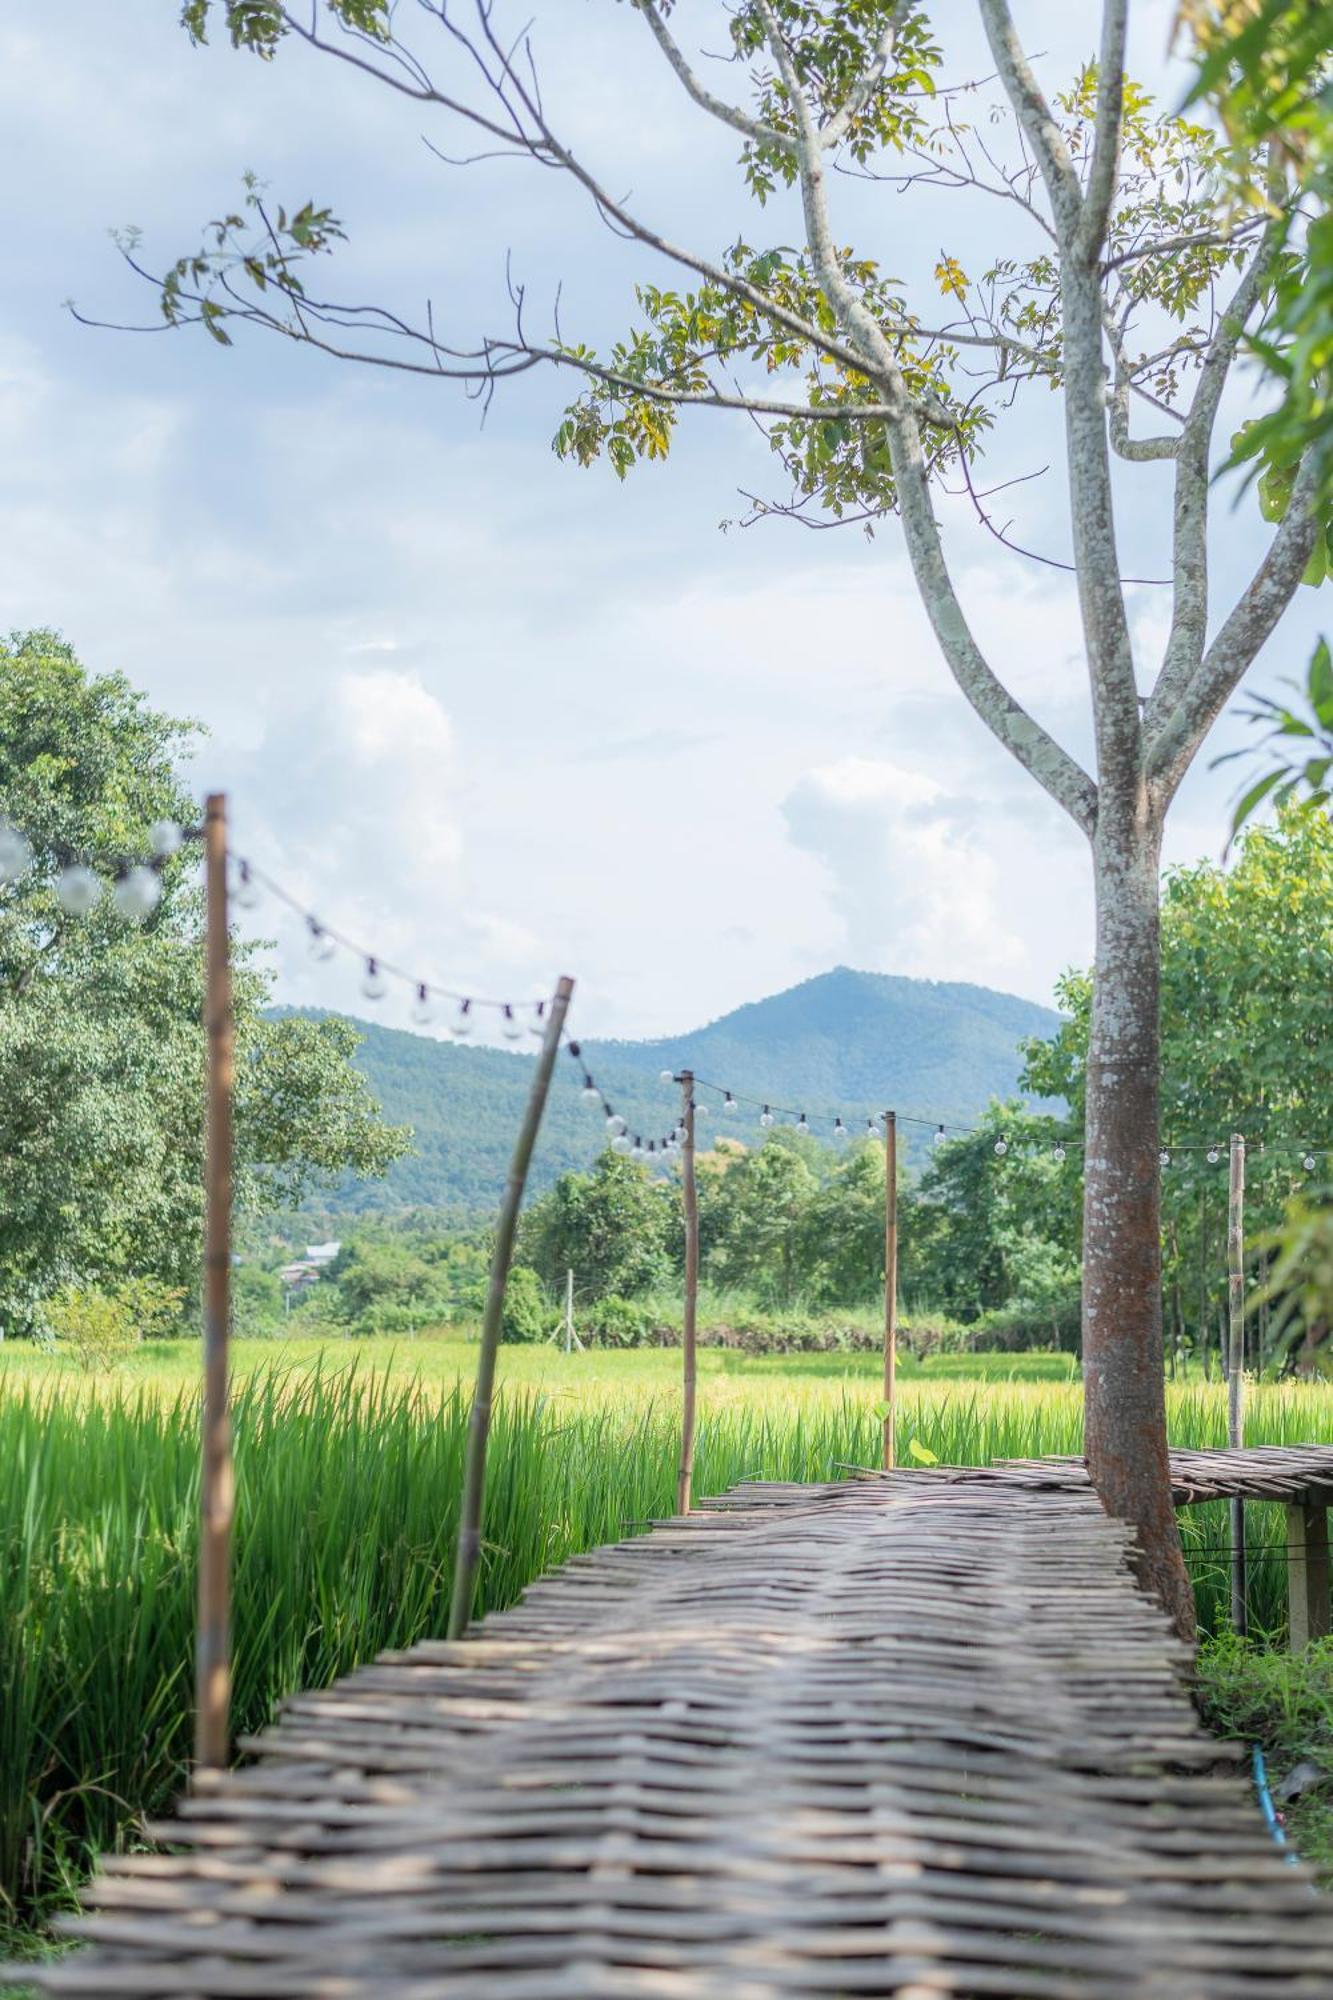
(279, 967, 1060, 1216)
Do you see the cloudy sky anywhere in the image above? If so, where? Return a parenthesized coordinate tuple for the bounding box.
(1, 1, 1324, 1039)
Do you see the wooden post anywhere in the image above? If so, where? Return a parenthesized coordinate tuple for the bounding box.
(564, 1267, 574, 1355)
(677, 1073, 699, 1516)
(1228, 1131, 1247, 1636)
(883, 1110, 898, 1473)
(1286, 1500, 1331, 1652)
(447, 976, 575, 1640)
(196, 792, 235, 1773)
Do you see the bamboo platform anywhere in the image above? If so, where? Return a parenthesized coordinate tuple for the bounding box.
(24, 1460, 1333, 1998)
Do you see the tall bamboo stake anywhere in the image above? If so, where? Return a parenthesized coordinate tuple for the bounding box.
(196, 792, 234, 1773)
(447, 976, 574, 1640)
(883, 1109, 898, 1472)
(1228, 1130, 1247, 1636)
(677, 1072, 699, 1515)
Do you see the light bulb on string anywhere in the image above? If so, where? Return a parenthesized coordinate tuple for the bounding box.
(630, 1137, 646, 1162)
(1159, 1149, 1170, 1169)
(149, 820, 181, 860)
(606, 1110, 627, 1138)
(529, 1001, 547, 1038)
(1207, 1145, 1220, 1165)
(307, 917, 337, 963)
(449, 999, 474, 1039)
(233, 860, 261, 909)
(723, 1092, 738, 1115)
(581, 1077, 602, 1107)
(113, 866, 162, 922)
(362, 957, 388, 1001)
(833, 1118, 848, 1142)
(1052, 1144, 1066, 1164)
(759, 1106, 774, 1129)
(501, 1004, 524, 1042)
(1304, 1154, 1318, 1174)
(611, 1132, 632, 1156)
(865, 1119, 878, 1137)
(994, 1136, 1008, 1158)
(411, 983, 435, 1027)
(659, 1069, 675, 1084)
(57, 864, 101, 915)
(796, 1114, 809, 1135)
(933, 1123, 947, 1146)
(0, 822, 31, 883)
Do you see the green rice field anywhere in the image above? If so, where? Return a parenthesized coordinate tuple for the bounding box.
(4, 1336, 1331, 1941)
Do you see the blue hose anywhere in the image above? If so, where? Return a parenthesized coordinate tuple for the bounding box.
(1252, 1743, 1300, 1864)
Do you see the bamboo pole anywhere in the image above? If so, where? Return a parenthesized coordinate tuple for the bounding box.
(883, 1109, 898, 1472)
(1228, 1131, 1247, 1636)
(447, 976, 575, 1641)
(196, 792, 234, 1773)
(677, 1072, 699, 1515)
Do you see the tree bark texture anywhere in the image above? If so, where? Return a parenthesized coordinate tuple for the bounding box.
(1082, 811, 1195, 1640)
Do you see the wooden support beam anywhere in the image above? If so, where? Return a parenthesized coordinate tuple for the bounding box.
(1286, 1500, 1330, 1653)
(677, 1073, 699, 1516)
(882, 1109, 897, 1473)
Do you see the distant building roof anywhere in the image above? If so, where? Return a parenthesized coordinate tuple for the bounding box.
(303, 1242, 340, 1264)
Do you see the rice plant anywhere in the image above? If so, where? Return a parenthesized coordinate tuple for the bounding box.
(4, 1355, 1333, 1939)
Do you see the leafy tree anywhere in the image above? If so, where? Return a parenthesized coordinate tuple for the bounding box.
(0, 631, 408, 1332)
(96, 0, 1333, 1628)
(795, 1143, 888, 1309)
(1216, 638, 1333, 840)
(500, 1265, 551, 1343)
(901, 1105, 1080, 1330)
(520, 1150, 672, 1300)
(328, 1239, 448, 1321)
(701, 1137, 820, 1303)
(1024, 804, 1333, 1361)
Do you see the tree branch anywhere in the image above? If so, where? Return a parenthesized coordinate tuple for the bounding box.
(1147, 449, 1326, 802)
(1143, 219, 1285, 745)
(635, 3, 789, 151)
(975, 0, 1083, 239)
(1077, 2, 1128, 263)
(755, 0, 1097, 834)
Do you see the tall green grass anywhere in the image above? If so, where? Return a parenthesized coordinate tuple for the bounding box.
(4, 1360, 1333, 1938)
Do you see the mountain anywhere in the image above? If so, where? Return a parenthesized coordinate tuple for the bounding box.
(282, 968, 1060, 1217)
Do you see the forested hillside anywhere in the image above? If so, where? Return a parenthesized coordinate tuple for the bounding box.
(280, 968, 1059, 1216)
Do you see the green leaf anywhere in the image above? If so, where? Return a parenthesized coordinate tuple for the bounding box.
(907, 1437, 939, 1466)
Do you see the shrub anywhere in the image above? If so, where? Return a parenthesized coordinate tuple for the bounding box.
(501, 1266, 550, 1344)
(582, 1294, 654, 1347)
(41, 1278, 183, 1371)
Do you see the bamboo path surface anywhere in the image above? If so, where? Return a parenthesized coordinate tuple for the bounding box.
(20, 1456, 1333, 1999)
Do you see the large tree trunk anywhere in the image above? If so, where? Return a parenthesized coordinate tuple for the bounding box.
(1082, 810, 1196, 1640)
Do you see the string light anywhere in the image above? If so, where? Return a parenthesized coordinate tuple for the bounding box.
(1207, 1145, 1221, 1165)
(581, 1077, 602, 1106)
(307, 917, 337, 963)
(1304, 1154, 1318, 1174)
(933, 1123, 947, 1146)
(994, 1136, 1009, 1157)
(0, 822, 32, 883)
(833, 1117, 848, 1142)
(501, 1004, 524, 1043)
(796, 1114, 809, 1135)
(606, 1110, 628, 1138)
(112, 866, 162, 921)
(411, 983, 435, 1027)
(760, 1105, 774, 1128)
(57, 864, 101, 915)
(659, 1068, 676, 1084)
(361, 957, 388, 1001)
(1159, 1148, 1171, 1169)
(149, 820, 182, 860)
(449, 1000, 474, 1038)
(1052, 1144, 1066, 1164)
(611, 1131, 632, 1156)
(866, 1118, 879, 1137)
(233, 859, 261, 909)
(723, 1092, 738, 1114)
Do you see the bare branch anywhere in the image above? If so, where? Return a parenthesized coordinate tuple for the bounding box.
(635, 3, 789, 151)
(1143, 219, 1285, 744)
(975, 0, 1082, 239)
(1077, 1, 1128, 263)
(1147, 449, 1327, 802)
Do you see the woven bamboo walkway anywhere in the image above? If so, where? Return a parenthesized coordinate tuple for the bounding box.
(25, 1453, 1333, 1999)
